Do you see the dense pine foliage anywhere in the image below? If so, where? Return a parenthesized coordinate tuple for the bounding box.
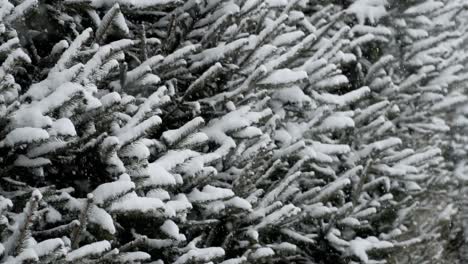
(0, 0, 468, 263)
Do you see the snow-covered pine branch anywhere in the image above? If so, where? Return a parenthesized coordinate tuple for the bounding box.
(0, 0, 467, 263)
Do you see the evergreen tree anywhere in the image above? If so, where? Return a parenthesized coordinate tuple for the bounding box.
(0, 0, 467, 263)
